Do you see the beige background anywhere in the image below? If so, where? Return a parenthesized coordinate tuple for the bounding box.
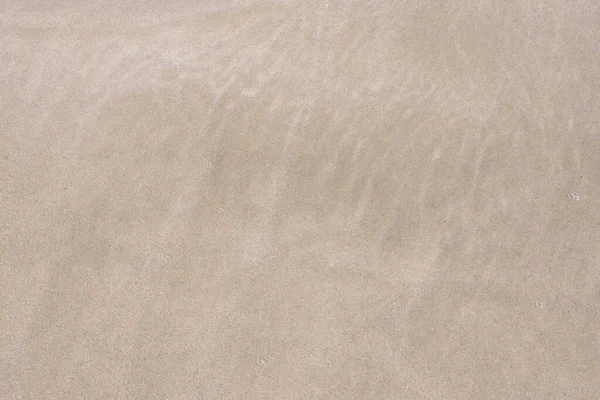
(1, 0, 599, 398)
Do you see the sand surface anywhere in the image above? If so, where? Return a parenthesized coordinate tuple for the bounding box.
(2, 1, 600, 398)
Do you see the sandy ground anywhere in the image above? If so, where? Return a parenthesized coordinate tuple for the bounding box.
(1, 0, 600, 398)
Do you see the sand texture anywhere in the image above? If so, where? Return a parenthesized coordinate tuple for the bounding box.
(1, 0, 600, 398)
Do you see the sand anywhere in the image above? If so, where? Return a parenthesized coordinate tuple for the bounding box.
(1, 0, 599, 398)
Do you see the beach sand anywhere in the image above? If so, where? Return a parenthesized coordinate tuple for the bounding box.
(1, 0, 599, 398)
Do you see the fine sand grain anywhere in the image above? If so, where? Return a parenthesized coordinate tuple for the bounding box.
(1, 1, 599, 398)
